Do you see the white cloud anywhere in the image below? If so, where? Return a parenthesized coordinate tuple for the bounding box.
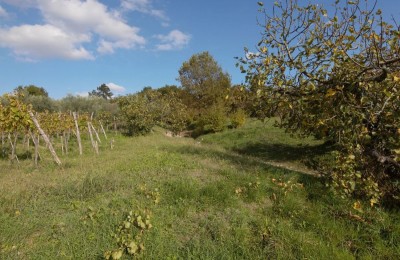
(97, 40, 115, 54)
(0, 0, 146, 60)
(0, 24, 93, 60)
(75, 91, 89, 97)
(155, 30, 190, 51)
(107, 82, 126, 93)
(121, 0, 169, 24)
(38, 0, 146, 52)
(0, 5, 8, 17)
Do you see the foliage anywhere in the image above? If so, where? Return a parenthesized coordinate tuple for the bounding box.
(178, 52, 233, 135)
(227, 84, 251, 114)
(116, 86, 190, 136)
(117, 93, 159, 136)
(193, 102, 228, 137)
(158, 92, 190, 135)
(57, 94, 119, 115)
(13, 85, 57, 112)
(238, 0, 400, 205)
(25, 95, 58, 112)
(14, 85, 49, 97)
(229, 108, 247, 129)
(178, 51, 231, 110)
(104, 210, 151, 259)
(89, 84, 113, 100)
(0, 93, 33, 133)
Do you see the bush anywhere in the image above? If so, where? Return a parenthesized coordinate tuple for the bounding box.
(229, 109, 247, 129)
(194, 103, 228, 136)
(117, 94, 158, 136)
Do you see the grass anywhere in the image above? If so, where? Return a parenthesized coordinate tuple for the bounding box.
(0, 120, 399, 259)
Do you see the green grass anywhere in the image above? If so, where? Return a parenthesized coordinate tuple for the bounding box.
(0, 121, 399, 259)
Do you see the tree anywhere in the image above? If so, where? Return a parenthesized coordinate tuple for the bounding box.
(14, 85, 49, 97)
(58, 94, 119, 114)
(13, 85, 57, 112)
(178, 52, 232, 134)
(116, 90, 161, 136)
(239, 0, 400, 205)
(178, 51, 231, 109)
(155, 85, 190, 134)
(89, 84, 113, 100)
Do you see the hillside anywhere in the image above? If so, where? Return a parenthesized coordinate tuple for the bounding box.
(0, 120, 399, 259)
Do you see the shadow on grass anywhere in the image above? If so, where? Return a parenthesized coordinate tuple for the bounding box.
(233, 141, 334, 162)
(163, 143, 339, 208)
(163, 144, 301, 177)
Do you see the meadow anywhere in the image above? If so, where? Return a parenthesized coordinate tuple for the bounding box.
(0, 119, 399, 259)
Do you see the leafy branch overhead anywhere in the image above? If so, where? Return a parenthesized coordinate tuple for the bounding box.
(238, 0, 400, 205)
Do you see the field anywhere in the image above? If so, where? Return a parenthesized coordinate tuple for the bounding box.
(0, 119, 399, 259)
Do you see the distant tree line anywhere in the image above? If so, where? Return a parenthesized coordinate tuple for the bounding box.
(3, 51, 254, 137)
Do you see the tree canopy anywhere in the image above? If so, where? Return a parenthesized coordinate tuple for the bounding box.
(89, 84, 113, 100)
(238, 0, 400, 205)
(178, 51, 231, 110)
(14, 85, 49, 97)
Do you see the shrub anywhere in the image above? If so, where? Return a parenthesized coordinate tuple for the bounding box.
(229, 109, 247, 129)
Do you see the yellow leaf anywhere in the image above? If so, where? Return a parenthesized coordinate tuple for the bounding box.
(361, 126, 368, 134)
(325, 89, 337, 97)
(394, 76, 400, 82)
(261, 46, 268, 53)
(370, 198, 378, 207)
(353, 201, 362, 211)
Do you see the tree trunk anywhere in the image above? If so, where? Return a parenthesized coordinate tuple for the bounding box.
(29, 131, 40, 166)
(8, 132, 19, 163)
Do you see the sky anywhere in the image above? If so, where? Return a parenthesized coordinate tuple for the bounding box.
(0, 0, 399, 99)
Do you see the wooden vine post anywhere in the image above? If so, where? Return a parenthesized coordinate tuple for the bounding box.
(100, 121, 108, 140)
(28, 111, 62, 166)
(87, 121, 99, 154)
(73, 112, 83, 155)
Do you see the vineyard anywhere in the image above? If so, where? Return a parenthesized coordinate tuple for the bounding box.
(0, 94, 115, 166)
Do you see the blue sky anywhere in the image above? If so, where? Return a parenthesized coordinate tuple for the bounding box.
(0, 0, 399, 99)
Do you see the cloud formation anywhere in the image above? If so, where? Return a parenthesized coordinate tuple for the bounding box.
(107, 82, 126, 93)
(155, 30, 191, 51)
(0, 0, 146, 60)
(121, 0, 169, 25)
(0, 5, 7, 17)
(0, 24, 93, 60)
(0, 0, 189, 60)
